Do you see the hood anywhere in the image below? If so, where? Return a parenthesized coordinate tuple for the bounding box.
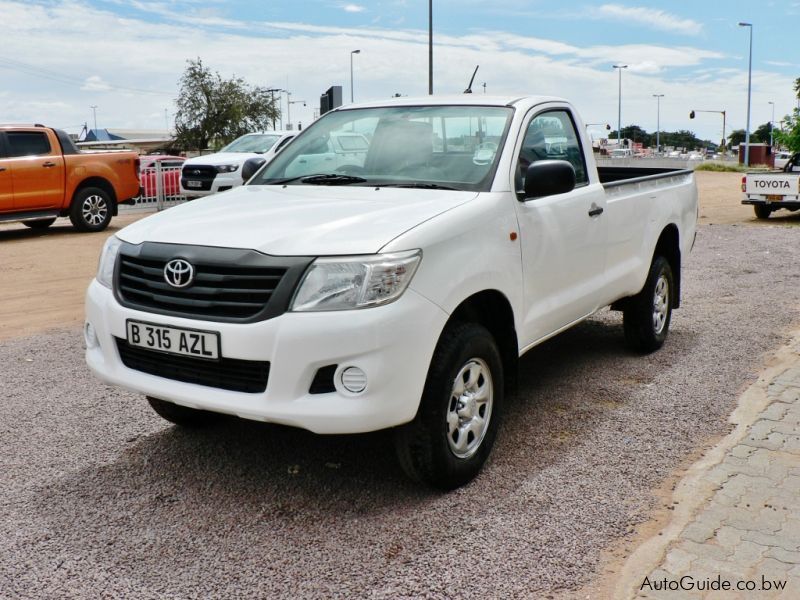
(183, 152, 263, 166)
(117, 184, 478, 256)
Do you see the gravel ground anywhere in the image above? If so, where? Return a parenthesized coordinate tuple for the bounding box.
(1, 223, 799, 599)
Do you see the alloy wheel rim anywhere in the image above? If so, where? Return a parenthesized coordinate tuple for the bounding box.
(82, 195, 108, 226)
(653, 274, 669, 335)
(446, 358, 493, 459)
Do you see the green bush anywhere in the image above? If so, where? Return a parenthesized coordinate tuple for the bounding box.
(694, 162, 769, 173)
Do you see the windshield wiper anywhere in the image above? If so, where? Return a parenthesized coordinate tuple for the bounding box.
(375, 182, 460, 191)
(265, 173, 368, 186)
(301, 174, 368, 185)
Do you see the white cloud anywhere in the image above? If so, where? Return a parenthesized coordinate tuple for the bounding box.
(0, 0, 792, 141)
(81, 75, 111, 92)
(341, 3, 365, 13)
(593, 4, 703, 36)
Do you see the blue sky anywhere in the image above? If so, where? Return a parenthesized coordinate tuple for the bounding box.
(2, 0, 799, 142)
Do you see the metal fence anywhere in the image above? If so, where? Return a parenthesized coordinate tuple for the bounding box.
(121, 160, 188, 213)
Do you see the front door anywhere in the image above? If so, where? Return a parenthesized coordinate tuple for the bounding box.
(513, 107, 608, 347)
(7, 130, 64, 210)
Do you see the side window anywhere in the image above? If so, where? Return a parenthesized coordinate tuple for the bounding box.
(518, 110, 588, 188)
(7, 131, 52, 157)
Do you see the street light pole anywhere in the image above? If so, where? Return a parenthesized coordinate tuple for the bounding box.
(739, 22, 753, 166)
(768, 101, 775, 147)
(266, 88, 283, 130)
(612, 65, 628, 146)
(350, 50, 361, 103)
(653, 94, 664, 152)
(428, 0, 433, 94)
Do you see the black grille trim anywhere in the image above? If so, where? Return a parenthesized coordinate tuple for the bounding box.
(114, 242, 313, 323)
(181, 165, 218, 191)
(115, 338, 270, 393)
(309, 364, 338, 394)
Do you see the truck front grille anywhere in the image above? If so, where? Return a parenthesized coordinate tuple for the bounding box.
(114, 243, 313, 323)
(181, 165, 217, 191)
(115, 338, 270, 393)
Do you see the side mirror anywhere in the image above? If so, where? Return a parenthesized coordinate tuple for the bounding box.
(241, 157, 266, 182)
(523, 160, 576, 199)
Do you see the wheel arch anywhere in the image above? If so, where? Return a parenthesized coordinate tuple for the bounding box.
(62, 177, 119, 217)
(444, 290, 518, 392)
(653, 223, 681, 308)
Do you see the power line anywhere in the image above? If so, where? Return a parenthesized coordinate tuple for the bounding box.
(0, 56, 175, 97)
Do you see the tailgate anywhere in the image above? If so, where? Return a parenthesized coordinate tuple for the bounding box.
(745, 173, 800, 196)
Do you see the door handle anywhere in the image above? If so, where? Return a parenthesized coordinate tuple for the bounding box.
(588, 204, 604, 217)
(42, 161, 56, 168)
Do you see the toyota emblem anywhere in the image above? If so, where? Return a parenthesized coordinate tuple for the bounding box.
(164, 259, 195, 288)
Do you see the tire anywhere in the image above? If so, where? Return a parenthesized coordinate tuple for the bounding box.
(623, 255, 674, 353)
(754, 204, 771, 220)
(69, 186, 113, 232)
(394, 322, 503, 490)
(146, 396, 221, 427)
(23, 218, 56, 229)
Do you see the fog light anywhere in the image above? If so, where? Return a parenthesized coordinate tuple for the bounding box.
(341, 367, 367, 393)
(84, 322, 99, 349)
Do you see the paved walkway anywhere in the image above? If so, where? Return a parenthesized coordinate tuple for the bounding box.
(614, 331, 800, 599)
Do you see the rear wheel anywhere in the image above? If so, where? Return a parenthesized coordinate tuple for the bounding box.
(23, 218, 56, 229)
(70, 186, 113, 232)
(754, 204, 771, 220)
(146, 396, 222, 427)
(623, 255, 674, 353)
(394, 322, 503, 490)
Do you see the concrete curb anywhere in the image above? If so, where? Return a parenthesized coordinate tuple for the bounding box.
(613, 327, 800, 599)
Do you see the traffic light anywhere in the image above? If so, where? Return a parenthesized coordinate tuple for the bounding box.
(689, 110, 695, 119)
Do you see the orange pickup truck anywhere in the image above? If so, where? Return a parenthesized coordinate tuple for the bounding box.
(0, 125, 141, 232)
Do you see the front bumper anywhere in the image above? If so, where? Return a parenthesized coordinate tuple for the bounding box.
(85, 280, 448, 434)
(180, 174, 243, 197)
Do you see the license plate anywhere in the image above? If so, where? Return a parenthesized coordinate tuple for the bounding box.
(186, 180, 202, 188)
(766, 194, 782, 202)
(126, 320, 219, 359)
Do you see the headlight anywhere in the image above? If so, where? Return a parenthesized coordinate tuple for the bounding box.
(291, 250, 422, 312)
(96, 235, 123, 288)
(216, 164, 239, 173)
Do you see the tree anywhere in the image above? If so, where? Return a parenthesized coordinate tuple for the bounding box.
(174, 58, 279, 151)
(608, 125, 650, 146)
(749, 122, 773, 144)
(774, 77, 800, 153)
(728, 129, 747, 147)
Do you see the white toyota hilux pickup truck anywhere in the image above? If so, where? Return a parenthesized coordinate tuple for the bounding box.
(741, 153, 800, 219)
(86, 96, 698, 489)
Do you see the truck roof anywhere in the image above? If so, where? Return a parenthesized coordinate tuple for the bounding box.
(0, 124, 47, 129)
(338, 95, 568, 111)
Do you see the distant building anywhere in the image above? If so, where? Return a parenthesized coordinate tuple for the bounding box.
(77, 128, 174, 153)
(738, 143, 773, 168)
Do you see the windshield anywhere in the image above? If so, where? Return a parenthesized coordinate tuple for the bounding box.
(249, 105, 514, 191)
(221, 134, 281, 153)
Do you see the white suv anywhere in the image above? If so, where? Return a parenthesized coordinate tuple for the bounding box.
(180, 131, 295, 197)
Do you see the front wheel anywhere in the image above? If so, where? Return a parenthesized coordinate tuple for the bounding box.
(754, 204, 771, 220)
(70, 186, 113, 232)
(394, 322, 503, 490)
(623, 256, 674, 353)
